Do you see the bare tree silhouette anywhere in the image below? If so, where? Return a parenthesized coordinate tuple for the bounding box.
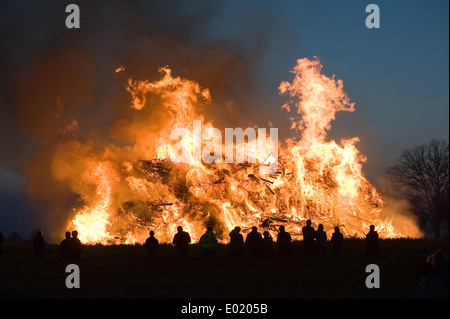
(386, 139, 449, 237)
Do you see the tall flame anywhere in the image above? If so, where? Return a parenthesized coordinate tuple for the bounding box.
(68, 57, 419, 244)
(72, 162, 118, 244)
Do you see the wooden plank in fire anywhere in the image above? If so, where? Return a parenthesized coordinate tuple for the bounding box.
(248, 173, 260, 183)
(260, 177, 274, 184)
(248, 174, 276, 191)
(213, 176, 225, 184)
(268, 172, 282, 180)
(267, 215, 289, 223)
(265, 184, 275, 195)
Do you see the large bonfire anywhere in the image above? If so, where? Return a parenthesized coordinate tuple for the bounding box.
(68, 57, 413, 244)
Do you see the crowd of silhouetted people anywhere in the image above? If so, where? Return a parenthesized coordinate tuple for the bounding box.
(143, 222, 448, 298)
(0, 221, 438, 263)
(59, 230, 83, 262)
(0, 221, 448, 298)
(0, 229, 82, 261)
(140, 220, 351, 259)
(0, 221, 419, 260)
(139, 219, 383, 259)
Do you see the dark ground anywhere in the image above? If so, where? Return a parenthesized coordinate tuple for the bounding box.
(0, 238, 448, 299)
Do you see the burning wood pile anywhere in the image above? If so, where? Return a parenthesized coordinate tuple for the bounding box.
(68, 57, 408, 245)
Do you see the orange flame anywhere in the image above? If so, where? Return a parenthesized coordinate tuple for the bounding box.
(68, 57, 420, 244)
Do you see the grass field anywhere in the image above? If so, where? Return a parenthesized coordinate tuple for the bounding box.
(0, 238, 448, 299)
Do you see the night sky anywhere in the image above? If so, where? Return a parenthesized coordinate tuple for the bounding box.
(0, 0, 448, 238)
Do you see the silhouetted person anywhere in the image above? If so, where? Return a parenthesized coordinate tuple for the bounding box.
(245, 226, 263, 257)
(144, 230, 159, 255)
(365, 225, 380, 256)
(69, 230, 83, 262)
(415, 254, 435, 298)
(302, 219, 316, 257)
(172, 226, 191, 257)
(262, 231, 274, 256)
(229, 226, 244, 257)
(199, 226, 218, 255)
(330, 226, 343, 254)
(32, 231, 45, 258)
(432, 250, 449, 297)
(0, 232, 3, 255)
(59, 231, 72, 260)
(276, 225, 292, 257)
(315, 224, 327, 255)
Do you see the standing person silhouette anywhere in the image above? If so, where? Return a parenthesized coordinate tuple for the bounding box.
(276, 225, 292, 257)
(172, 226, 191, 257)
(229, 226, 244, 257)
(245, 226, 264, 257)
(144, 230, 159, 256)
(199, 226, 218, 255)
(330, 226, 343, 254)
(32, 230, 45, 258)
(415, 254, 435, 298)
(432, 250, 449, 297)
(315, 224, 327, 255)
(365, 225, 380, 256)
(59, 231, 72, 260)
(262, 231, 274, 256)
(302, 219, 316, 257)
(69, 230, 83, 262)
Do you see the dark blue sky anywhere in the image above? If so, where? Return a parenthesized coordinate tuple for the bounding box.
(0, 0, 448, 237)
(209, 0, 448, 158)
(205, 0, 449, 187)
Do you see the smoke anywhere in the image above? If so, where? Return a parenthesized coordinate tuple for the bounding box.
(0, 0, 280, 240)
(375, 174, 424, 238)
(381, 196, 423, 238)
